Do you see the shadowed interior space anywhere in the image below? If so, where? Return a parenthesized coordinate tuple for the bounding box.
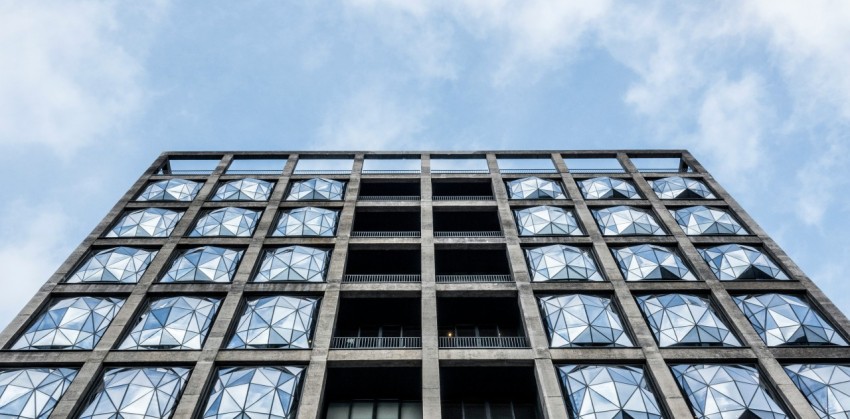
(433, 209, 501, 232)
(353, 209, 421, 232)
(359, 181, 421, 198)
(432, 181, 493, 197)
(324, 367, 423, 419)
(345, 249, 421, 275)
(441, 366, 542, 419)
(435, 248, 510, 275)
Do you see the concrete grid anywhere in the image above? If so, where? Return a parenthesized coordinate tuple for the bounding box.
(0, 150, 847, 419)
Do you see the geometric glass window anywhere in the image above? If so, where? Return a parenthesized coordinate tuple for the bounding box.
(784, 364, 850, 418)
(734, 293, 848, 347)
(118, 296, 221, 350)
(227, 295, 319, 349)
(0, 367, 78, 418)
(136, 179, 202, 202)
(211, 178, 274, 201)
(539, 294, 633, 347)
(78, 367, 190, 419)
(66, 247, 158, 284)
(106, 208, 183, 238)
(612, 244, 696, 281)
(11, 296, 125, 350)
(202, 366, 305, 419)
(286, 178, 344, 201)
(592, 206, 665, 236)
(636, 294, 741, 347)
(160, 246, 243, 283)
(558, 365, 663, 419)
(189, 207, 261, 237)
(698, 244, 789, 280)
(525, 245, 603, 281)
(514, 206, 582, 236)
(577, 177, 640, 200)
(651, 176, 716, 199)
(253, 246, 329, 283)
(671, 364, 787, 419)
(505, 177, 566, 200)
(272, 207, 338, 237)
(671, 206, 748, 235)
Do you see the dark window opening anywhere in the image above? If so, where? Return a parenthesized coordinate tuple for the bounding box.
(441, 367, 542, 419)
(435, 249, 510, 275)
(353, 210, 421, 233)
(333, 298, 421, 349)
(324, 367, 423, 419)
(359, 181, 421, 199)
(437, 298, 527, 348)
(432, 181, 493, 198)
(345, 249, 421, 276)
(433, 210, 501, 233)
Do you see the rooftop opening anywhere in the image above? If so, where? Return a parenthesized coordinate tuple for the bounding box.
(294, 158, 354, 175)
(359, 181, 421, 201)
(441, 367, 541, 419)
(437, 297, 526, 348)
(430, 157, 489, 174)
(362, 157, 421, 174)
(497, 157, 557, 174)
(630, 157, 692, 173)
(325, 367, 422, 419)
(344, 248, 421, 283)
(432, 180, 494, 201)
(332, 298, 421, 349)
(157, 158, 221, 175)
(433, 209, 502, 238)
(225, 158, 288, 174)
(562, 157, 624, 174)
(435, 248, 511, 282)
(352, 209, 421, 238)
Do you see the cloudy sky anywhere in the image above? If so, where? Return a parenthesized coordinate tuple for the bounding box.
(1, 0, 850, 325)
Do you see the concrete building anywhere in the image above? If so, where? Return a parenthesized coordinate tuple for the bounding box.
(1, 150, 849, 419)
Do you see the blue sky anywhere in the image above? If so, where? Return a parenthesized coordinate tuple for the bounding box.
(1, 1, 850, 325)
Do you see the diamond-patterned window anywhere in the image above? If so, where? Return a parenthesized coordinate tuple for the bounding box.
(505, 177, 566, 200)
(698, 244, 789, 280)
(211, 178, 273, 201)
(671, 206, 748, 235)
(227, 295, 319, 349)
(202, 366, 305, 419)
(79, 367, 190, 419)
(514, 206, 582, 236)
(651, 176, 715, 199)
(636, 294, 741, 347)
(0, 367, 77, 418)
(12, 296, 124, 350)
(612, 244, 696, 281)
(577, 177, 640, 200)
(525, 245, 603, 281)
(784, 364, 850, 418)
(286, 178, 344, 201)
(161, 246, 243, 283)
(66, 247, 158, 283)
(539, 294, 633, 347)
(735, 293, 848, 346)
(672, 364, 787, 418)
(272, 207, 338, 237)
(558, 365, 662, 419)
(189, 207, 261, 237)
(118, 296, 221, 350)
(137, 179, 202, 202)
(106, 208, 183, 238)
(592, 206, 665, 236)
(253, 246, 329, 282)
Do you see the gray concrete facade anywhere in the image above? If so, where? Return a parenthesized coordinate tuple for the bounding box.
(0, 149, 846, 419)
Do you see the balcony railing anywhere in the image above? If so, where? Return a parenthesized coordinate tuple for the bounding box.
(351, 231, 421, 238)
(435, 275, 512, 283)
(432, 195, 495, 201)
(439, 336, 528, 348)
(431, 169, 489, 174)
(159, 169, 215, 175)
(358, 195, 421, 201)
(434, 231, 503, 238)
(499, 168, 559, 174)
(361, 169, 422, 174)
(224, 170, 283, 175)
(568, 168, 625, 174)
(331, 337, 421, 349)
(343, 274, 421, 283)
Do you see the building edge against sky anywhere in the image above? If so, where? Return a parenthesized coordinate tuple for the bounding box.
(0, 150, 848, 419)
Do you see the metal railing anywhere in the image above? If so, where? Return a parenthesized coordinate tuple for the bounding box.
(224, 169, 283, 175)
(568, 168, 625, 174)
(361, 169, 422, 174)
(343, 274, 421, 283)
(351, 231, 421, 238)
(158, 169, 215, 175)
(431, 169, 490, 174)
(499, 169, 559, 174)
(434, 231, 503, 238)
(439, 336, 528, 348)
(636, 168, 691, 173)
(358, 195, 421, 201)
(292, 170, 352, 175)
(435, 275, 512, 283)
(331, 337, 421, 349)
(432, 195, 495, 201)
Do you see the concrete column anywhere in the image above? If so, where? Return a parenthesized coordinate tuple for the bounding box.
(420, 153, 442, 419)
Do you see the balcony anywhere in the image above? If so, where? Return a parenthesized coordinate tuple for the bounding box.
(362, 157, 421, 174)
(324, 367, 422, 419)
(332, 298, 421, 349)
(331, 336, 421, 349)
(433, 209, 503, 238)
(358, 180, 421, 201)
(432, 180, 494, 201)
(430, 157, 489, 174)
(351, 209, 421, 239)
(441, 367, 542, 419)
(435, 248, 512, 283)
(438, 297, 528, 349)
(293, 157, 354, 175)
(343, 248, 421, 283)
(438, 336, 527, 348)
